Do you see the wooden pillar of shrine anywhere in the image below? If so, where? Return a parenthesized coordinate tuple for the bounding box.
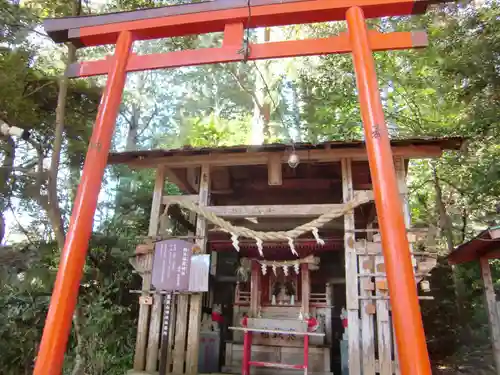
(250, 260, 261, 317)
(301, 263, 310, 318)
(134, 166, 166, 371)
(342, 158, 361, 375)
(185, 164, 210, 374)
(480, 257, 500, 375)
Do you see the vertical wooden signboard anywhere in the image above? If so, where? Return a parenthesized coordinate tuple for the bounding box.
(152, 239, 210, 374)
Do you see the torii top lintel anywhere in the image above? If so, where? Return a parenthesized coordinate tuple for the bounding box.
(44, 0, 445, 48)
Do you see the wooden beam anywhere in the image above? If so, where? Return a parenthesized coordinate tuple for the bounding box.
(122, 146, 444, 169)
(167, 204, 197, 233)
(165, 168, 197, 194)
(342, 158, 361, 375)
(185, 164, 210, 374)
(162, 194, 198, 205)
(199, 190, 372, 218)
(45, 0, 440, 47)
(244, 178, 337, 190)
(68, 31, 427, 77)
(268, 153, 283, 186)
(480, 257, 500, 375)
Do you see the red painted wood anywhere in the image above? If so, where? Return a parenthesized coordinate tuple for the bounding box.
(303, 334, 309, 374)
(67, 31, 427, 78)
(242, 331, 252, 375)
(33, 31, 134, 375)
(347, 6, 431, 375)
(222, 23, 244, 48)
(48, 0, 432, 47)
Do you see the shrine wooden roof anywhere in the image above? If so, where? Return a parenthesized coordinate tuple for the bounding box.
(107, 137, 464, 168)
(448, 226, 500, 265)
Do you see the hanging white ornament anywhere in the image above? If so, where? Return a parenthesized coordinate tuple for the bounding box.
(287, 237, 298, 256)
(231, 233, 240, 252)
(272, 263, 277, 276)
(294, 262, 300, 274)
(255, 238, 264, 257)
(312, 227, 325, 246)
(261, 263, 267, 275)
(283, 265, 289, 276)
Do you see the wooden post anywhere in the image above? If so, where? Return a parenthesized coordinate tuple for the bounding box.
(185, 164, 210, 374)
(146, 166, 167, 372)
(325, 282, 333, 345)
(172, 294, 189, 373)
(250, 260, 261, 317)
(167, 294, 177, 373)
(268, 153, 282, 186)
(342, 158, 361, 375)
(480, 257, 500, 375)
(172, 211, 196, 374)
(301, 263, 310, 318)
(375, 255, 393, 375)
(146, 294, 163, 371)
(393, 156, 408, 375)
(135, 166, 166, 370)
(359, 248, 375, 374)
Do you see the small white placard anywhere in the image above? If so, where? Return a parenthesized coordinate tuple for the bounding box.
(189, 254, 210, 292)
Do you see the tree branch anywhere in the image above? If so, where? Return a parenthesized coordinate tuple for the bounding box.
(227, 67, 265, 116)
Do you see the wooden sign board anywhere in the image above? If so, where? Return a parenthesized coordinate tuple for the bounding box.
(152, 239, 210, 292)
(248, 318, 307, 332)
(152, 239, 193, 292)
(249, 318, 307, 347)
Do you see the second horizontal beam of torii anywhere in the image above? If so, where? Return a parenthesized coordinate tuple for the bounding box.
(67, 23, 427, 78)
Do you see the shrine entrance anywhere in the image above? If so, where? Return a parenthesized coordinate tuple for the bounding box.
(35, 1, 454, 374)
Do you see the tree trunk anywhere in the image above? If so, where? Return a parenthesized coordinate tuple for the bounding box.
(0, 135, 15, 243)
(261, 27, 271, 142)
(432, 163, 469, 333)
(125, 103, 139, 152)
(51, 2, 86, 374)
(251, 28, 271, 145)
(70, 306, 85, 375)
(46, 27, 77, 249)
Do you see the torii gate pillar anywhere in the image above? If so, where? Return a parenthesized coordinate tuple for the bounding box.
(347, 7, 431, 375)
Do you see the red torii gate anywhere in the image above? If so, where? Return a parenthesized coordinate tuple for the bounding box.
(37, 1, 444, 374)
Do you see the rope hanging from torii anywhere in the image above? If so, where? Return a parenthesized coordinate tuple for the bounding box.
(163, 190, 373, 257)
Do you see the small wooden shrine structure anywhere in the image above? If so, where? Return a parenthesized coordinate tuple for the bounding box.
(114, 137, 462, 375)
(448, 226, 500, 375)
